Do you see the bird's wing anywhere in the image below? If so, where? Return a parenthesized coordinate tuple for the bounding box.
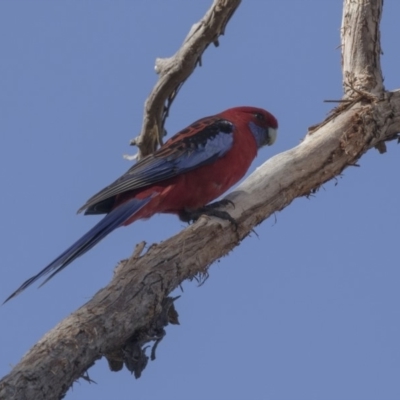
(78, 117, 234, 214)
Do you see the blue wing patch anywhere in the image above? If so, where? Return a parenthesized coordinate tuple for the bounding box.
(80, 119, 234, 214)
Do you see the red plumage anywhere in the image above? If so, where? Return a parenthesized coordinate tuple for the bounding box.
(113, 107, 278, 224)
(4, 106, 278, 302)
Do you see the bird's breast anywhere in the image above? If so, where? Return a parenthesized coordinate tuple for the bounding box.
(161, 130, 258, 213)
(121, 126, 259, 223)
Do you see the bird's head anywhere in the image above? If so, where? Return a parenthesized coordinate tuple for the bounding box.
(230, 106, 278, 149)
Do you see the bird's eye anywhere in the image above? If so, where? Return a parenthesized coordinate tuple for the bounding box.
(254, 112, 265, 122)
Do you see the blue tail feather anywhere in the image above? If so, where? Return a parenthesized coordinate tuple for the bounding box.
(3, 197, 151, 304)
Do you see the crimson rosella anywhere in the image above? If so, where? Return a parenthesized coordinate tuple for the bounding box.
(5, 106, 278, 303)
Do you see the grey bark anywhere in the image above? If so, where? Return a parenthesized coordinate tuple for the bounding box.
(130, 0, 241, 159)
(1, 0, 397, 399)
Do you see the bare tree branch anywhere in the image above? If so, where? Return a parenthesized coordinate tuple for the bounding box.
(341, 0, 384, 96)
(130, 0, 241, 158)
(1, 0, 397, 399)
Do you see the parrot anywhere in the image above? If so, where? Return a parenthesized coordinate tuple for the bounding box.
(4, 106, 278, 303)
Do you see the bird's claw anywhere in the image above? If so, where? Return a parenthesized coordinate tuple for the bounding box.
(179, 200, 238, 231)
(206, 198, 235, 210)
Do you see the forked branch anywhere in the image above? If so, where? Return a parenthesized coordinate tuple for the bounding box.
(1, 1, 398, 399)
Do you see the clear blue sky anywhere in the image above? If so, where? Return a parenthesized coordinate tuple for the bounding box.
(1, 1, 400, 399)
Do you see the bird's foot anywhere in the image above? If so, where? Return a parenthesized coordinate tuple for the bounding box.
(203, 198, 235, 210)
(179, 200, 237, 230)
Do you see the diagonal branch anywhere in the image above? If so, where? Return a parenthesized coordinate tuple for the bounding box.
(130, 0, 241, 158)
(2, 89, 399, 400)
(1, 0, 398, 399)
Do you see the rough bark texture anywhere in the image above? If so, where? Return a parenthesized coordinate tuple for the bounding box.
(341, 0, 384, 95)
(130, 0, 241, 159)
(1, 0, 397, 399)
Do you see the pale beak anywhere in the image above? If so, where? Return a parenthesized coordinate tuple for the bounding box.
(267, 127, 278, 146)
